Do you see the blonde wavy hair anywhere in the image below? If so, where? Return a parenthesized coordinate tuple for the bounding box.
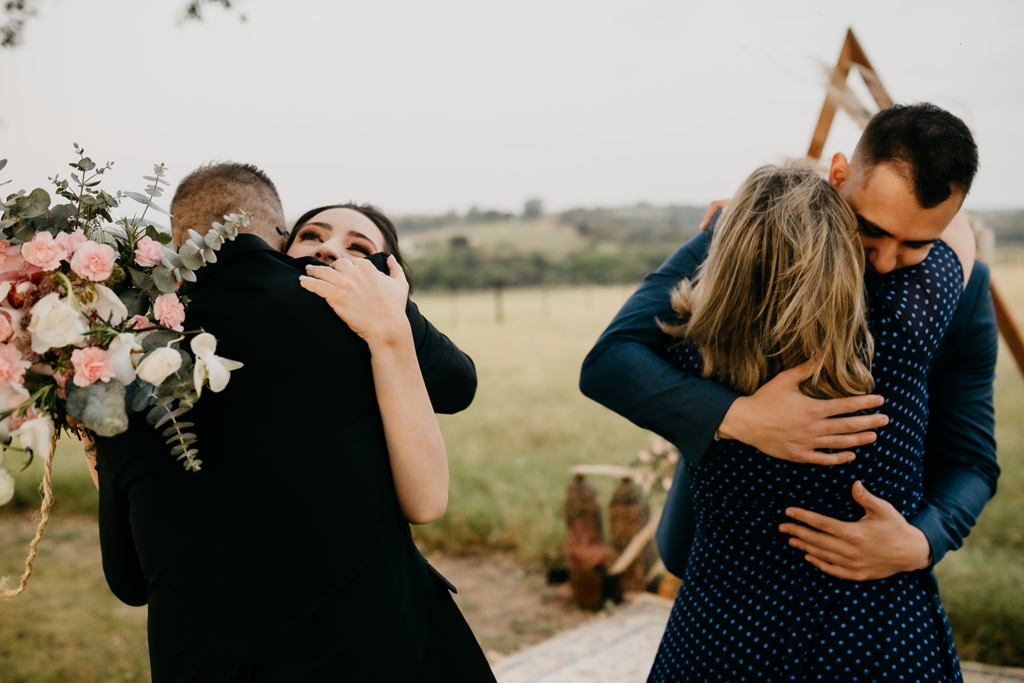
(660, 160, 874, 399)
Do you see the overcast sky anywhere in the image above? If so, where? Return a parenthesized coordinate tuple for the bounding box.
(2, 0, 1021, 220)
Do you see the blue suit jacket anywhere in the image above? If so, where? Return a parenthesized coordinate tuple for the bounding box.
(580, 216, 1000, 577)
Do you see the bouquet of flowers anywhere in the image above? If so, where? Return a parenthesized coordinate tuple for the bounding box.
(0, 147, 244, 599)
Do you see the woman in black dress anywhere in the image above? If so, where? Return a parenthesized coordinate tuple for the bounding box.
(93, 178, 494, 682)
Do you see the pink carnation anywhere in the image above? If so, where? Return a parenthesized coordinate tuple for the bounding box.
(20, 232, 68, 271)
(0, 240, 9, 269)
(55, 229, 88, 254)
(153, 293, 185, 332)
(0, 312, 12, 343)
(134, 236, 166, 268)
(127, 314, 152, 331)
(71, 347, 116, 387)
(0, 343, 29, 387)
(70, 241, 116, 282)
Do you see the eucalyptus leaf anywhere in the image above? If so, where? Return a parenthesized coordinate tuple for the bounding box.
(118, 287, 149, 317)
(204, 231, 224, 250)
(203, 248, 217, 263)
(12, 222, 36, 242)
(161, 246, 183, 269)
(180, 268, 197, 283)
(124, 191, 152, 206)
(152, 265, 178, 293)
(141, 330, 180, 352)
(146, 404, 172, 426)
(0, 159, 6, 172)
(187, 230, 208, 249)
(178, 243, 205, 271)
(153, 405, 192, 430)
(146, 200, 171, 217)
(130, 380, 159, 413)
(127, 266, 155, 291)
(162, 423, 194, 436)
(49, 204, 71, 229)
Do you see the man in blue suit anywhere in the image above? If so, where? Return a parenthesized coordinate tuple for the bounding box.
(580, 103, 998, 584)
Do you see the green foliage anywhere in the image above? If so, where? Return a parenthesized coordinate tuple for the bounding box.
(402, 204, 704, 291)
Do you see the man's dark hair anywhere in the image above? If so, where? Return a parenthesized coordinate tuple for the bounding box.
(170, 162, 284, 245)
(853, 103, 979, 209)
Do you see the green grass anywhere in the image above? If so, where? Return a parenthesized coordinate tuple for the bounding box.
(2, 267, 1023, 672)
(932, 262, 1024, 666)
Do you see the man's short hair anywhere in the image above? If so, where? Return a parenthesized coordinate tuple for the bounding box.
(170, 162, 284, 245)
(852, 103, 979, 209)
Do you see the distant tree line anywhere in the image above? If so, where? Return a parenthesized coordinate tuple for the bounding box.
(406, 202, 705, 290)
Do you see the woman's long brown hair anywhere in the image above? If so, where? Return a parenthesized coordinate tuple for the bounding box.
(660, 160, 874, 399)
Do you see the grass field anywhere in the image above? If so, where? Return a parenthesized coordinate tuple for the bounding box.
(1, 265, 1023, 677)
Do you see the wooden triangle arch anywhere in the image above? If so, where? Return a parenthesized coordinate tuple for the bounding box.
(807, 28, 1024, 377)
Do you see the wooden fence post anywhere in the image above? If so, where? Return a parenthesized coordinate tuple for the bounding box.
(564, 474, 608, 610)
(608, 478, 654, 595)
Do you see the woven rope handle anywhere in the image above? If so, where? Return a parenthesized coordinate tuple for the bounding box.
(0, 433, 57, 600)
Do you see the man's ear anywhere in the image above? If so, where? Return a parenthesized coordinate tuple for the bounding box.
(828, 153, 850, 191)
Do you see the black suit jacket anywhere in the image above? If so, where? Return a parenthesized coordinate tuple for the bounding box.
(96, 235, 493, 682)
(580, 215, 999, 578)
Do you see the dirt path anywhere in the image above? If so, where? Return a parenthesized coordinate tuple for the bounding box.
(423, 550, 600, 663)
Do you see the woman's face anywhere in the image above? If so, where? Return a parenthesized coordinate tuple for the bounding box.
(285, 208, 385, 265)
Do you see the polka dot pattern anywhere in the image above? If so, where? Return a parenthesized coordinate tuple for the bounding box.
(648, 241, 964, 682)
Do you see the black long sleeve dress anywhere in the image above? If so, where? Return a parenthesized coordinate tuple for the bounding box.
(95, 235, 495, 682)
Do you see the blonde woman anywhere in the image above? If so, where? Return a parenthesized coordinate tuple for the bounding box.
(648, 161, 968, 682)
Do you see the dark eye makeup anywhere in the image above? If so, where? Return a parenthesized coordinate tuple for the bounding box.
(297, 227, 324, 243)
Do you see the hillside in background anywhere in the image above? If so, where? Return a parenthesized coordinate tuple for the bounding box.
(396, 203, 706, 290)
(394, 205, 1024, 291)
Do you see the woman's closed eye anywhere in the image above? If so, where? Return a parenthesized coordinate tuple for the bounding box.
(296, 227, 325, 243)
(347, 241, 374, 257)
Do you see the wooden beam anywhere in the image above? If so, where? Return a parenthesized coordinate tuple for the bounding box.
(808, 28, 895, 160)
(846, 30, 894, 110)
(991, 283, 1024, 377)
(808, 29, 857, 160)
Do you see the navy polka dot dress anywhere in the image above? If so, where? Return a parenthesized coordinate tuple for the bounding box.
(648, 241, 964, 682)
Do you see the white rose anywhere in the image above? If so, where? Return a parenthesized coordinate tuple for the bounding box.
(191, 332, 243, 397)
(136, 347, 182, 386)
(27, 293, 88, 354)
(88, 284, 128, 325)
(107, 332, 143, 385)
(11, 416, 55, 458)
(0, 468, 14, 506)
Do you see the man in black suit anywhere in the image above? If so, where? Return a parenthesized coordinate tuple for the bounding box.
(581, 103, 998, 585)
(96, 163, 496, 681)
